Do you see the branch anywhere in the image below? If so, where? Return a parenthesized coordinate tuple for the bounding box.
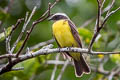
(88, 0, 103, 51)
(91, 66, 109, 75)
(80, 0, 116, 28)
(0, 54, 16, 59)
(51, 54, 60, 80)
(1, 47, 120, 59)
(106, 0, 115, 15)
(11, 67, 24, 71)
(17, 47, 120, 57)
(100, 6, 120, 29)
(30, 39, 55, 51)
(11, 12, 32, 53)
(15, 1, 56, 57)
(46, 60, 71, 65)
(9, 18, 24, 38)
(101, 0, 106, 9)
(4, 28, 12, 63)
(7, 18, 24, 54)
(38, 0, 60, 20)
(96, 0, 102, 29)
(57, 60, 69, 80)
(98, 57, 109, 75)
(88, 0, 120, 51)
(108, 67, 120, 80)
(11, 6, 37, 54)
(0, 0, 60, 75)
(80, 18, 94, 28)
(3, 17, 24, 63)
(1, 46, 120, 74)
(0, 0, 119, 77)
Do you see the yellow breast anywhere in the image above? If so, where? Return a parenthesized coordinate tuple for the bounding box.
(52, 20, 80, 60)
(52, 20, 78, 47)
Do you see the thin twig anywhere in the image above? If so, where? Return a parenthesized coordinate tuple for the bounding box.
(11, 67, 24, 71)
(8, 18, 24, 48)
(15, 2, 53, 57)
(91, 66, 109, 75)
(106, 0, 115, 16)
(46, 60, 72, 65)
(101, 0, 106, 9)
(57, 60, 69, 80)
(80, 18, 94, 28)
(38, 0, 60, 20)
(30, 39, 55, 50)
(88, 0, 102, 51)
(0, 54, 16, 59)
(9, 18, 24, 38)
(11, 8, 36, 53)
(51, 54, 60, 80)
(100, 6, 120, 29)
(108, 67, 120, 80)
(4, 28, 12, 63)
(3, 28, 10, 54)
(0, 0, 60, 75)
(88, 1, 120, 51)
(98, 57, 109, 75)
(96, 0, 102, 29)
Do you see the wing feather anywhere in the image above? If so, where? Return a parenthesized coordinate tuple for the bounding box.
(68, 20, 82, 48)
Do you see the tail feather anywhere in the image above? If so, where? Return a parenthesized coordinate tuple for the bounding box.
(73, 55, 90, 77)
(80, 55, 90, 73)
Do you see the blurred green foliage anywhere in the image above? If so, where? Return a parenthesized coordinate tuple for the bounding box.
(0, 0, 120, 80)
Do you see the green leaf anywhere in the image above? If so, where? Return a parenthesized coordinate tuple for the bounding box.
(13, 40, 23, 53)
(0, 27, 12, 42)
(78, 28, 92, 39)
(110, 54, 120, 64)
(0, 71, 25, 80)
(13, 58, 40, 79)
(78, 28, 92, 44)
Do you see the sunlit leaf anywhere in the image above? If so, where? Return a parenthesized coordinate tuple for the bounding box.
(0, 27, 12, 42)
(78, 28, 92, 44)
(13, 40, 23, 53)
(13, 58, 40, 79)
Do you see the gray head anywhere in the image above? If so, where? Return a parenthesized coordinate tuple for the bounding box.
(48, 13, 69, 21)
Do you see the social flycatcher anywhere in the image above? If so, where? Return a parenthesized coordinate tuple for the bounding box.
(49, 13, 90, 77)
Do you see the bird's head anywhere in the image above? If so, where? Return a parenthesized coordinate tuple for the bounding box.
(48, 13, 69, 21)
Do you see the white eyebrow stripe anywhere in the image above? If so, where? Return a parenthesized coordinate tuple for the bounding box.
(52, 13, 69, 18)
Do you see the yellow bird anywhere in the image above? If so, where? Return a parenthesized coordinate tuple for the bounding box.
(49, 13, 90, 77)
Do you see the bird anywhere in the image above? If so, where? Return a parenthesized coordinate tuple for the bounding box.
(48, 13, 90, 77)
